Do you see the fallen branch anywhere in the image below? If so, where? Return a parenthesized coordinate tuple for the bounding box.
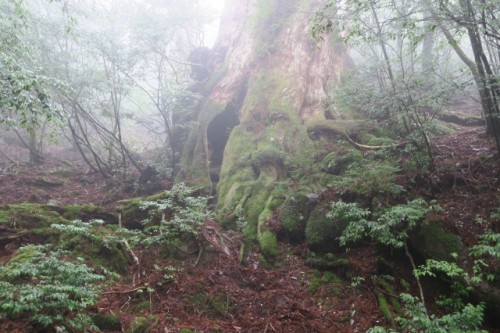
(103, 286, 143, 295)
(122, 239, 140, 265)
(194, 244, 204, 267)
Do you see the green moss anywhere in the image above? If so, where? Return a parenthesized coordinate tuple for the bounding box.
(125, 316, 158, 333)
(259, 230, 280, 260)
(359, 132, 394, 146)
(377, 291, 394, 325)
(411, 220, 463, 261)
(305, 202, 349, 253)
(376, 277, 402, 314)
(0, 203, 68, 228)
(215, 71, 316, 246)
(184, 292, 231, 318)
(280, 193, 311, 241)
(92, 313, 121, 331)
(180, 329, 199, 333)
(308, 271, 343, 295)
(306, 252, 350, 269)
(62, 204, 115, 222)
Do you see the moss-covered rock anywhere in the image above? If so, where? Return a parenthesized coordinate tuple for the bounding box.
(305, 202, 349, 253)
(125, 316, 158, 333)
(93, 313, 121, 331)
(280, 193, 312, 242)
(410, 220, 463, 261)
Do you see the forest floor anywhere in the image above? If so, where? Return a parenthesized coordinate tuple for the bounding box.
(0, 125, 499, 332)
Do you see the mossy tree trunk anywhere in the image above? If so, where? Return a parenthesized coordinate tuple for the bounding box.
(179, 0, 351, 258)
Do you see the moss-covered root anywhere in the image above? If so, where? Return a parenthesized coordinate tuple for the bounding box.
(257, 196, 280, 261)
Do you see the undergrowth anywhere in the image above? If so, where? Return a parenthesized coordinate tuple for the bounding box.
(0, 245, 106, 332)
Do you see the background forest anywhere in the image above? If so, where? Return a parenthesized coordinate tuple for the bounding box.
(0, 0, 499, 332)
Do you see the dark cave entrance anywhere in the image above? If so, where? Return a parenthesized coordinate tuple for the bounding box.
(206, 84, 247, 189)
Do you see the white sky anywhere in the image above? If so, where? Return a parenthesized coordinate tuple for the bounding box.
(205, 0, 225, 47)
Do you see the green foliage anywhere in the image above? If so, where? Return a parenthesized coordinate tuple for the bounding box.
(327, 201, 371, 226)
(140, 183, 212, 247)
(414, 259, 466, 280)
(470, 231, 500, 259)
(51, 219, 135, 273)
(339, 199, 437, 248)
(367, 294, 486, 333)
(0, 1, 65, 131)
(331, 155, 404, 200)
(280, 193, 310, 241)
(0, 245, 105, 331)
(0, 53, 64, 130)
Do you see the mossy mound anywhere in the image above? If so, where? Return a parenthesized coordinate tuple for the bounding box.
(93, 313, 121, 331)
(0, 203, 68, 229)
(0, 204, 68, 246)
(410, 220, 463, 261)
(280, 193, 312, 242)
(184, 290, 232, 318)
(125, 316, 158, 333)
(305, 202, 349, 253)
(62, 204, 116, 223)
(56, 224, 132, 274)
(118, 191, 170, 229)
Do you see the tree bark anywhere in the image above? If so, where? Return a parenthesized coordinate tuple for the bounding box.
(178, 0, 352, 256)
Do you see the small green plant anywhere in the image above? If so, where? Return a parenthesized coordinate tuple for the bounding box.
(338, 198, 437, 248)
(331, 158, 404, 201)
(470, 231, 500, 259)
(367, 293, 486, 333)
(0, 245, 105, 331)
(469, 230, 500, 282)
(336, 198, 442, 318)
(140, 183, 212, 247)
(351, 276, 365, 288)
